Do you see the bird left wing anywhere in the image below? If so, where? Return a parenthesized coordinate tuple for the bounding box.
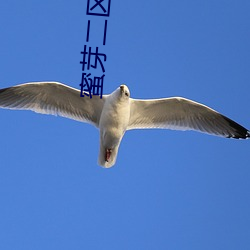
(128, 97, 249, 139)
(0, 82, 106, 127)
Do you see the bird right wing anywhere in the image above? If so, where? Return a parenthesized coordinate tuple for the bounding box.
(0, 82, 106, 127)
(128, 97, 249, 139)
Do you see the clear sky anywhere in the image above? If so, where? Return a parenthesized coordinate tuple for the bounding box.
(0, 1, 249, 249)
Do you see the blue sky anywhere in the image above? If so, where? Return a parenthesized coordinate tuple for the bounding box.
(0, 1, 249, 249)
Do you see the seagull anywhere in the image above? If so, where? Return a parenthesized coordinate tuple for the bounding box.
(0, 82, 249, 168)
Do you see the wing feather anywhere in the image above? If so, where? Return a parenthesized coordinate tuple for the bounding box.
(128, 97, 249, 139)
(0, 82, 106, 127)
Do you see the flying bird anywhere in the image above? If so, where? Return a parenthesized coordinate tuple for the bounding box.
(0, 82, 249, 168)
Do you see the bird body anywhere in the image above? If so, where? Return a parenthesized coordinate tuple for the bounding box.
(0, 82, 249, 168)
(98, 85, 130, 167)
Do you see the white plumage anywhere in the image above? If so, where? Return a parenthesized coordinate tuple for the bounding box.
(0, 82, 249, 167)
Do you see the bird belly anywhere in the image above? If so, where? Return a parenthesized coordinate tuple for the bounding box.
(99, 103, 129, 147)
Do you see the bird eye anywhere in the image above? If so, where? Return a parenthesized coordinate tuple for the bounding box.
(125, 92, 129, 97)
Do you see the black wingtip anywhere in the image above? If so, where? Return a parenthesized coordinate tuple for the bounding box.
(0, 88, 8, 94)
(247, 131, 250, 138)
(222, 115, 250, 139)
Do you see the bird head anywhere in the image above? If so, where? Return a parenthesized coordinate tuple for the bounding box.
(119, 84, 130, 98)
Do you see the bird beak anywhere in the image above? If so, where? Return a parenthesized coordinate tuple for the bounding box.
(120, 85, 124, 93)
